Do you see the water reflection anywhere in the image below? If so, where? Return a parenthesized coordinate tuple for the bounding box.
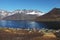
(26, 21, 46, 29)
(1, 20, 6, 27)
(0, 20, 60, 29)
(0, 20, 46, 29)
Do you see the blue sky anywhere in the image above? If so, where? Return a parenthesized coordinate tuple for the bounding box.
(0, 0, 60, 13)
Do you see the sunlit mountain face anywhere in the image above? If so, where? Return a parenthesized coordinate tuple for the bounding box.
(0, 9, 45, 20)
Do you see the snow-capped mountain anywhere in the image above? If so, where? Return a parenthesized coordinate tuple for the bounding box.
(0, 9, 45, 20)
(0, 10, 8, 19)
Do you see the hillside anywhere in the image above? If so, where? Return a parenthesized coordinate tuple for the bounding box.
(36, 8, 60, 21)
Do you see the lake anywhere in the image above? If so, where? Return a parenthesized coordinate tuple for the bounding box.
(0, 20, 60, 29)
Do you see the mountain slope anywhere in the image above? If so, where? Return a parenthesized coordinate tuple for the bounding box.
(36, 8, 60, 21)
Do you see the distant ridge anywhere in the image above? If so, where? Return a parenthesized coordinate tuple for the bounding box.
(0, 9, 44, 20)
(36, 8, 60, 21)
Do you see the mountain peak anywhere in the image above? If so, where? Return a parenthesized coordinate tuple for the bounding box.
(53, 8, 60, 10)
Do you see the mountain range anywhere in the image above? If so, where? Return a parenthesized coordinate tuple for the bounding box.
(0, 8, 60, 21)
(0, 9, 45, 20)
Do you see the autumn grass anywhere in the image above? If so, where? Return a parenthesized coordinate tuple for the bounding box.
(0, 28, 60, 40)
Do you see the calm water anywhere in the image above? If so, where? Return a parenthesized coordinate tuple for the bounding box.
(0, 20, 60, 29)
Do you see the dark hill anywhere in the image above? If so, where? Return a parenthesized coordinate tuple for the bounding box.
(36, 8, 60, 21)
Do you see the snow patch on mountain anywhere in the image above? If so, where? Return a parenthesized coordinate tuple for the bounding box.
(26, 11, 45, 16)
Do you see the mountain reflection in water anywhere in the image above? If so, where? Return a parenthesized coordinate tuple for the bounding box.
(0, 20, 60, 30)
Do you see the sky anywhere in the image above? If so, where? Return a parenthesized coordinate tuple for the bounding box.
(0, 0, 60, 13)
